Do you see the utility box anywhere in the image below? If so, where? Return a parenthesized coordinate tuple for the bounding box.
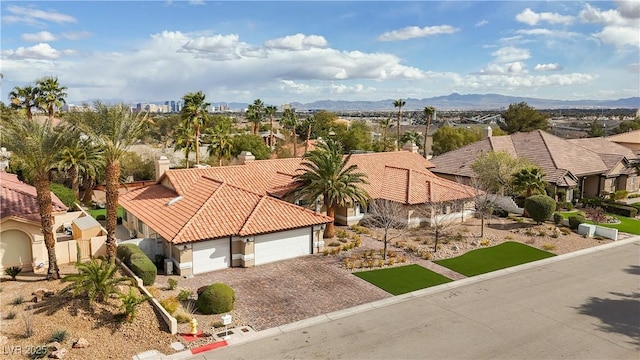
(164, 259, 173, 275)
(577, 223, 596, 237)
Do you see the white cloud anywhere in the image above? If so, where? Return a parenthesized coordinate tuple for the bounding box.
(2, 5, 76, 26)
(475, 20, 489, 27)
(615, 0, 640, 19)
(264, 34, 328, 50)
(377, 25, 459, 41)
(491, 46, 531, 63)
(3, 43, 62, 60)
(579, 4, 640, 49)
(479, 62, 528, 75)
(515, 28, 579, 38)
(516, 8, 574, 26)
(534, 63, 563, 71)
(21, 31, 57, 42)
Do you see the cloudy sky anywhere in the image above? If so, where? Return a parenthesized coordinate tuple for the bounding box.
(1, 1, 639, 106)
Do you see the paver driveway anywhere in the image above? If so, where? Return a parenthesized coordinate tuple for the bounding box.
(158, 254, 391, 331)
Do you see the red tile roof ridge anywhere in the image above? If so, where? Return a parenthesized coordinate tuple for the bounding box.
(200, 174, 267, 197)
(171, 178, 229, 242)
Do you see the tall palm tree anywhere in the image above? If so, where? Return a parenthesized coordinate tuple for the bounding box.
(393, 99, 406, 150)
(173, 121, 196, 168)
(380, 117, 391, 151)
(3, 116, 66, 279)
(56, 132, 104, 201)
(423, 106, 435, 157)
(8, 85, 40, 120)
(36, 76, 68, 121)
(512, 167, 547, 198)
(181, 91, 210, 165)
(288, 139, 369, 238)
(265, 105, 277, 149)
(400, 130, 423, 149)
(67, 102, 151, 262)
(246, 99, 264, 135)
(281, 108, 299, 157)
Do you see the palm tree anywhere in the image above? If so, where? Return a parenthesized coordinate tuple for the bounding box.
(56, 132, 104, 201)
(400, 130, 423, 149)
(265, 105, 277, 149)
(173, 121, 196, 168)
(423, 106, 435, 157)
(281, 108, 299, 157)
(181, 91, 210, 165)
(246, 99, 264, 135)
(512, 167, 547, 198)
(207, 123, 233, 166)
(393, 99, 406, 150)
(61, 258, 134, 303)
(380, 117, 391, 151)
(36, 76, 68, 121)
(67, 102, 151, 262)
(288, 139, 369, 238)
(3, 116, 66, 279)
(8, 85, 40, 120)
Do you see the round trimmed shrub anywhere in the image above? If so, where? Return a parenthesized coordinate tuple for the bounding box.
(568, 215, 586, 230)
(552, 213, 563, 225)
(524, 195, 557, 224)
(196, 283, 235, 315)
(129, 253, 157, 286)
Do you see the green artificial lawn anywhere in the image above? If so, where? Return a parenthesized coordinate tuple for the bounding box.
(354, 264, 452, 295)
(434, 242, 555, 277)
(88, 206, 124, 219)
(559, 211, 640, 235)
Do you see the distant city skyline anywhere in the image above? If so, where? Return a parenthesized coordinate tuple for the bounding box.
(1, 1, 639, 106)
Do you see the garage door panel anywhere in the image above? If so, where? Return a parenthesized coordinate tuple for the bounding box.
(192, 238, 230, 274)
(255, 228, 311, 265)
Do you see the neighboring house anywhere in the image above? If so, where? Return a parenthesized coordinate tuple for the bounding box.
(605, 129, 640, 156)
(119, 147, 477, 276)
(430, 129, 639, 202)
(258, 130, 286, 147)
(0, 172, 106, 273)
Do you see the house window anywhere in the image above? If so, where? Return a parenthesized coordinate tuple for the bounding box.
(123, 211, 128, 222)
(137, 219, 144, 234)
(609, 179, 615, 193)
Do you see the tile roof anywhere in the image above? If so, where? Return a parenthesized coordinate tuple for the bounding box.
(605, 129, 640, 144)
(430, 130, 611, 185)
(0, 172, 67, 222)
(567, 137, 638, 160)
(120, 176, 332, 244)
(122, 150, 477, 244)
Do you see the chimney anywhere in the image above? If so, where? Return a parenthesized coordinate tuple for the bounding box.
(155, 156, 170, 180)
(482, 126, 493, 139)
(238, 151, 255, 165)
(402, 142, 419, 154)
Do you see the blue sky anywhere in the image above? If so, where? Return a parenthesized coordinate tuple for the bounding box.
(1, 1, 639, 106)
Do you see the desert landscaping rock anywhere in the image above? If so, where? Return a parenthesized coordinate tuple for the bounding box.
(72, 338, 89, 348)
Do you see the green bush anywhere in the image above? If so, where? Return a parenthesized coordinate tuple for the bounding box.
(553, 213, 563, 225)
(557, 201, 573, 211)
(603, 203, 638, 218)
(524, 195, 557, 224)
(5, 266, 22, 280)
(196, 283, 235, 315)
(568, 215, 586, 230)
(129, 253, 157, 286)
(50, 183, 76, 207)
(582, 197, 602, 207)
(614, 190, 629, 200)
(116, 244, 141, 265)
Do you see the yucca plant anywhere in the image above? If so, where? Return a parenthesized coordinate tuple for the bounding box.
(61, 258, 133, 303)
(48, 329, 68, 343)
(5, 266, 22, 281)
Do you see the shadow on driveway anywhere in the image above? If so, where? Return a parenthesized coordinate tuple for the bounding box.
(576, 291, 640, 349)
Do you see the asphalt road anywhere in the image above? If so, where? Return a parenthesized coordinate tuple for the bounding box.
(187, 239, 640, 360)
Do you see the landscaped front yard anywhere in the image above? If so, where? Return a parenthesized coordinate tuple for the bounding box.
(559, 211, 640, 235)
(433, 241, 556, 277)
(354, 264, 452, 295)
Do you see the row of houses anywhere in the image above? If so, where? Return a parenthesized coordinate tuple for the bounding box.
(2, 129, 638, 275)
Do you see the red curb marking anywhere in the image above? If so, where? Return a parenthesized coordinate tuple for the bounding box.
(191, 340, 228, 354)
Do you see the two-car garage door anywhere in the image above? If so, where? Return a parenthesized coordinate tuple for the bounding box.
(254, 228, 311, 266)
(192, 238, 230, 275)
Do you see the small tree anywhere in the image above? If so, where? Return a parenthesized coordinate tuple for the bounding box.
(524, 195, 556, 224)
(468, 176, 495, 238)
(364, 199, 408, 259)
(584, 206, 606, 226)
(61, 258, 134, 304)
(119, 288, 149, 322)
(419, 198, 466, 252)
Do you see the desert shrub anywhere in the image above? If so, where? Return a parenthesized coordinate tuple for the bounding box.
(5, 266, 22, 280)
(524, 195, 557, 224)
(5, 311, 16, 320)
(196, 283, 235, 315)
(614, 190, 629, 200)
(174, 311, 192, 324)
(119, 288, 148, 322)
(553, 213, 564, 225)
(159, 296, 180, 314)
(146, 286, 161, 298)
(167, 278, 178, 290)
(568, 215, 586, 230)
(48, 330, 68, 343)
(493, 208, 509, 218)
(177, 289, 194, 302)
(537, 229, 547, 237)
(542, 244, 556, 251)
(129, 253, 157, 286)
(480, 239, 491, 246)
(12, 295, 24, 305)
(504, 235, 514, 240)
(335, 229, 349, 239)
(350, 225, 371, 235)
(551, 229, 560, 238)
(560, 227, 572, 235)
(524, 228, 535, 236)
(328, 241, 340, 247)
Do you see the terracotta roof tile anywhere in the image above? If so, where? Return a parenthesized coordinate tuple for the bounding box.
(1, 172, 67, 222)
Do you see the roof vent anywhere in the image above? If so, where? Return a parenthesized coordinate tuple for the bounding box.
(166, 196, 184, 206)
